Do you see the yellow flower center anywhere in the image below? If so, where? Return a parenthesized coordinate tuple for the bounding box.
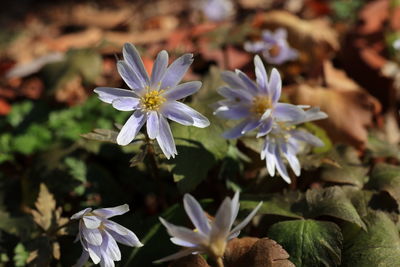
(274, 122, 296, 141)
(268, 44, 281, 57)
(250, 96, 271, 116)
(141, 89, 166, 111)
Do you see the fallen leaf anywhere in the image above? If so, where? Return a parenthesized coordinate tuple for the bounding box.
(30, 184, 56, 231)
(288, 83, 381, 148)
(252, 11, 339, 55)
(224, 237, 295, 267)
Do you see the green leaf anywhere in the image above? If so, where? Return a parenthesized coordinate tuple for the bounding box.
(64, 157, 87, 183)
(306, 186, 366, 229)
(341, 211, 400, 266)
(6, 101, 34, 127)
(367, 163, 400, 207)
(13, 243, 29, 267)
(241, 191, 305, 219)
(366, 133, 400, 159)
(12, 124, 52, 154)
(268, 219, 343, 267)
(320, 145, 368, 187)
(168, 113, 229, 193)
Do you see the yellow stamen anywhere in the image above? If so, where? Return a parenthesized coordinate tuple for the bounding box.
(250, 96, 271, 116)
(141, 90, 166, 111)
(268, 44, 281, 57)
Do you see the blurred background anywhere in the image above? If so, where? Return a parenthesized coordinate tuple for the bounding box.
(0, 0, 400, 266)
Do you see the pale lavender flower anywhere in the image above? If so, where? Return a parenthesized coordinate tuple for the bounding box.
(156, 192, 262, 263)
(261, 107, 327, 183)
(94, 43, 209, 159)
(214, 55, 305, 139)
(244, 28, 298, 65)
(199, 0, 234, 22)
(71, 204, 143, 267)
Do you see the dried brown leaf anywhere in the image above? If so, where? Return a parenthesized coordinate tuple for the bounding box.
(288, 84, 381, 148)
(253, 11, 339, 52)
(225, 237, 295, 267)
(29, 183, 68, 234)
(30, 184, 56, 231)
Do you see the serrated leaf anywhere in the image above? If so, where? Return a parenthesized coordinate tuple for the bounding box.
(306, 186, 366, 229)
(29, 183, 68, 233)
(341, 211, 400, 266)
(367, 163, 400, 207)
(30, 184, 56, 231)
(320, 145, 368, 187)
(13, 243, 29, 267)
(64, 157, 87, 183)
(268, 220, 343, 267)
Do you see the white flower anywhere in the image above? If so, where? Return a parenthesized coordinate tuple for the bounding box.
(156, 192, 262, 263)
(71, 204, 143, 267)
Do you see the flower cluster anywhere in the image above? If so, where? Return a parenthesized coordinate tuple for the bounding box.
(244, 28, 298, 65)
(214, 55, 327, 183)
(71, 204, 142, 267)
(156, 192, 262, 263)
(94, 43, 209, 159)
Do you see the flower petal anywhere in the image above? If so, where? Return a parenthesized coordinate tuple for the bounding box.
(156, 116, 177, 159)
(87, 243, 101, 264)
(235, 69, 259, 94)
(161, 53, 194, 89)
(217, 86, 253, 102)
(222, 121, 248, 139)
(123, 43, 150, 87)
(183, 194, 211, 235)
(71, 208, 92, 220)
(100, 249, 115, 267)
(264, 141, 276, 177)
(104, 221, 143, 247)
(83, 215, 102, 229)
(273, 103, 305, 122)
(221, 71, 246, 90)
(112, 97, 140, 111)
(254, 55, 269, 94)
(210, 197, 233, 242)
(241, 119, 260, 135)
(230, 191, 240, 228)
(161, 102, 195, 126)
(151, 50, 169, 87)
(257, 117, 273, 138)
(170, 237, 197, 247)
(214, 105, 250, 120)
(291, 130, 324, 147)
(168, 101, 209, 128)
(117, 61, 145, 92)
(103, 231, 121, 261)
(269, 68, 282, 103)
(93, 204, 129, 219)
(146, 111, 159, 139)
(273, 145, 291, 183)
(117, 110, 147, 146)
(82, 227, 103, 246)
(230, 201, 262, 234)
(94, 87, 137, 104)
(159, 217, 207, 245)
(283, 148, 301, 176)
(162, 81, 202, 101)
